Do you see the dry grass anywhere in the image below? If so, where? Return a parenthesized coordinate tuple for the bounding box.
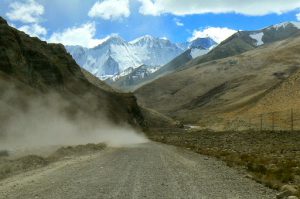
(148, 130, 300, 196)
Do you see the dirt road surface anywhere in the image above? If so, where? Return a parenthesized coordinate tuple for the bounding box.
(0, 142, 276, 199)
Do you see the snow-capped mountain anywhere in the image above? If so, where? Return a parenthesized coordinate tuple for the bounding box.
(107, 37, 218, 91)
(187, 37, 217, 58)
(66, 35, 142, 79)
(66, 35, 218, 80)
(128, 35, 184, 66)
(66, 35, 184, 80)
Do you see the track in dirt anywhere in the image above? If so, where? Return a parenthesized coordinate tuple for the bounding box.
(0, 142, 275, 199)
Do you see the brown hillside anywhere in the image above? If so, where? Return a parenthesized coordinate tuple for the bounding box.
(135, 34, 300, 129)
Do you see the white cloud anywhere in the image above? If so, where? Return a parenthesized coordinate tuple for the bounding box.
(297, 13, 300, 21)
(48, 22, 106, 48)
(189, 27, 237, 43)
(138, 0, 162, 16)
(18, 24, 47, 38)
(174, 18, 184, 27)
(138, 0, 300, 16)
(6, 0, 44, 23)
(88, 0, 130, 20)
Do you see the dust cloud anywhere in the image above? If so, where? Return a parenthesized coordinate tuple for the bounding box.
(0, 83, 148, 154)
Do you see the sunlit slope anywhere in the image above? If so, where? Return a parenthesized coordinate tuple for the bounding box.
(135, 34, 300, 126)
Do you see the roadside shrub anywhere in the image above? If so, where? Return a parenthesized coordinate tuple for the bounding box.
(0, 150, 9, 157)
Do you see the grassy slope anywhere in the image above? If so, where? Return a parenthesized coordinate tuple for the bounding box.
(135, 35, 300, 128)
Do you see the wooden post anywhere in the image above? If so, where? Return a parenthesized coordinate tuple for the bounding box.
(291, 108, 294, 132)
(249, 118, 251, 130)
(260, 114, 263, 132)
(272, 112, 275, 132)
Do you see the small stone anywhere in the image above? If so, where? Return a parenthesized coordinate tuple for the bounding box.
(276, 191, 290, 199)
(245, 174, 253, 180)
(287, 196, 299, 199)
(280, 185, 298, 196)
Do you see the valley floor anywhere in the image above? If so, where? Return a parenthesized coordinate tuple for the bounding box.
(0, 142, 275, 199)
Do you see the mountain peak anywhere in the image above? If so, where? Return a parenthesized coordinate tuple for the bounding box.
(129, 35, 156, 44)
(106, 34, 125, 42)
(95, 34, 126, 48)
(267, 21, 300, 30)
(128, 35, 174, 48)
(186, 37, 217, 49)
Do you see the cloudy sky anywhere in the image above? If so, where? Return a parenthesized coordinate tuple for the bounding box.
(0, 0, 300, 47)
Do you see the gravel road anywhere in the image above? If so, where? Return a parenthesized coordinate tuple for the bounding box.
(0, 142, 276, 199)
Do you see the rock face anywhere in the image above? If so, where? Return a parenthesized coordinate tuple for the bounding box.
(0, 16, 144, 127)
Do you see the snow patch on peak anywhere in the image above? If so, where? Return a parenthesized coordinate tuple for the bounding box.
(250, 32, 264, 46)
